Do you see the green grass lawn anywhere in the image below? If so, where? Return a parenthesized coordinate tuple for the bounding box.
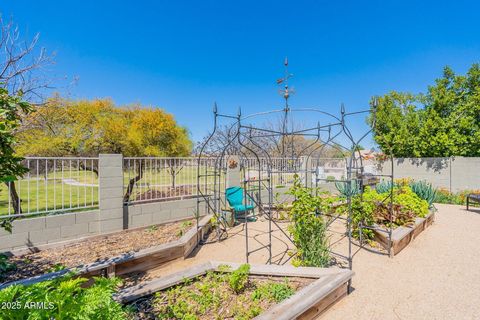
(0, 177, 99, 216)
(0, 165, 295, 216)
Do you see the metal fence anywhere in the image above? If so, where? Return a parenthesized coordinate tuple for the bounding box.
(241, 157, 303, 187)
(0, 156, 351, 218)
(310, 158, 347, 182)
(0, 157, 99, 218)
(123, 157, 217, 204)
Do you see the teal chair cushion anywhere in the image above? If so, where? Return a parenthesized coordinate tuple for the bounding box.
(226, 186, 254, 213)
(232, 204, 255, 212)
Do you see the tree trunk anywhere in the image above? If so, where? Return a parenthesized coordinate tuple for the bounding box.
(123, 162, 143, 203)
(79, 162, 99, 177)
(6, 181, 22, 214)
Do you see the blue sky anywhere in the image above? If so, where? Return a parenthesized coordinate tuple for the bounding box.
(3, 0, 480, 147)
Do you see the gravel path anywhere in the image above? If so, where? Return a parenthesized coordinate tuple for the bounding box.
(327, 203, 480, 320)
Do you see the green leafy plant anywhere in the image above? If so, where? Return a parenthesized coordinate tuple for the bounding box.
(394, 186, 429, 218)
(287, 175, 330, 267)
(0, 274, 128, 319)
(229, 263, 250, 293)
(176, 220, 193, 237)
(0, 254, 16, 281)
(47, 263, 67, 273)
(340, 185, 430, 241)
(147, 225, 158, 232)
(0, 218, 14, 233)
(336, 187, 382, 240)
(252, 280, 294, 303)
(0, 87, 33, 220)
(150, 265, 295, 320)
(374, 202, 416, 227)
(273, 192, 290, 220)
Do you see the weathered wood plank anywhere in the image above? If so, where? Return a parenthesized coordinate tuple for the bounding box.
(0, 216, 212, 289)
(116, 261, 214, 303)
(115, 244, 184, 276)
(210, 261, 352, 278)
(297, 282, 348, 319)
(254, 271, 352, 320)
(115, 261, 353, 320)
(374, 210, 435, 256)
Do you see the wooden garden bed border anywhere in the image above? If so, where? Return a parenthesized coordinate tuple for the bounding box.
(117, 261, 354, 320)
(0, 215, 212, 289)
(374, 210, 435, 256)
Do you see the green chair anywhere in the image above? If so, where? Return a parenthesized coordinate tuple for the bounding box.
(225, 186, 256, 222)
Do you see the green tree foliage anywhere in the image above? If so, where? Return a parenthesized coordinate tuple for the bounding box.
(0, 88, 31, 183)
(370, 64, 480, 157)
(16, 96, 192, 157)
(0, 87, 32, 220)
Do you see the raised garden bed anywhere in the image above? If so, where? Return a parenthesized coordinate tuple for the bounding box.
(119, 261, 354, 320)
(0, 215, 211, 288)
(374, 210, 435, 256)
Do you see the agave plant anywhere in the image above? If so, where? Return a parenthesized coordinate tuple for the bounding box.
(335, 180, 360, 197)
(409, 180, 437, 208)
(375, 180, 396, 193)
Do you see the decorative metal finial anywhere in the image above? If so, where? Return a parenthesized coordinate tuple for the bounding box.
(213, 102, 218, 114)
(237, 106, 242, 118)
(372, 96, 379, 109)
(276, 57, 294, 111)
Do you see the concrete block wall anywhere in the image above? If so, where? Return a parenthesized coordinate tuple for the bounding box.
(0, 197, 205, 252)
(0, 210, 101, 252)
(0, 154, 206, 253)
(126, 198, 205, 228)
(98, 154, 124, 233)
(376, 157, 480, 192)
(450, 157, 480, 192)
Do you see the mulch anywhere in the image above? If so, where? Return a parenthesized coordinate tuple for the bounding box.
(1, 218, 195, 284)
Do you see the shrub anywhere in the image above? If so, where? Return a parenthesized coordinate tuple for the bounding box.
(0, 275, 128, 320)
(341, 185, 430, 241)
(434, 188, 480, 205)
(394, 186, 429, 218)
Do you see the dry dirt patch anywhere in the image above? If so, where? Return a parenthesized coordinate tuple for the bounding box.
(2, 218, 195, 283)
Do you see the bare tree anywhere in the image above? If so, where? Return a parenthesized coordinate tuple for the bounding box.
(194, 124, 243, 156)
(0, 16, 56, 102)
(195, 119, 336, 158)
(0, 16, 57, 214)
